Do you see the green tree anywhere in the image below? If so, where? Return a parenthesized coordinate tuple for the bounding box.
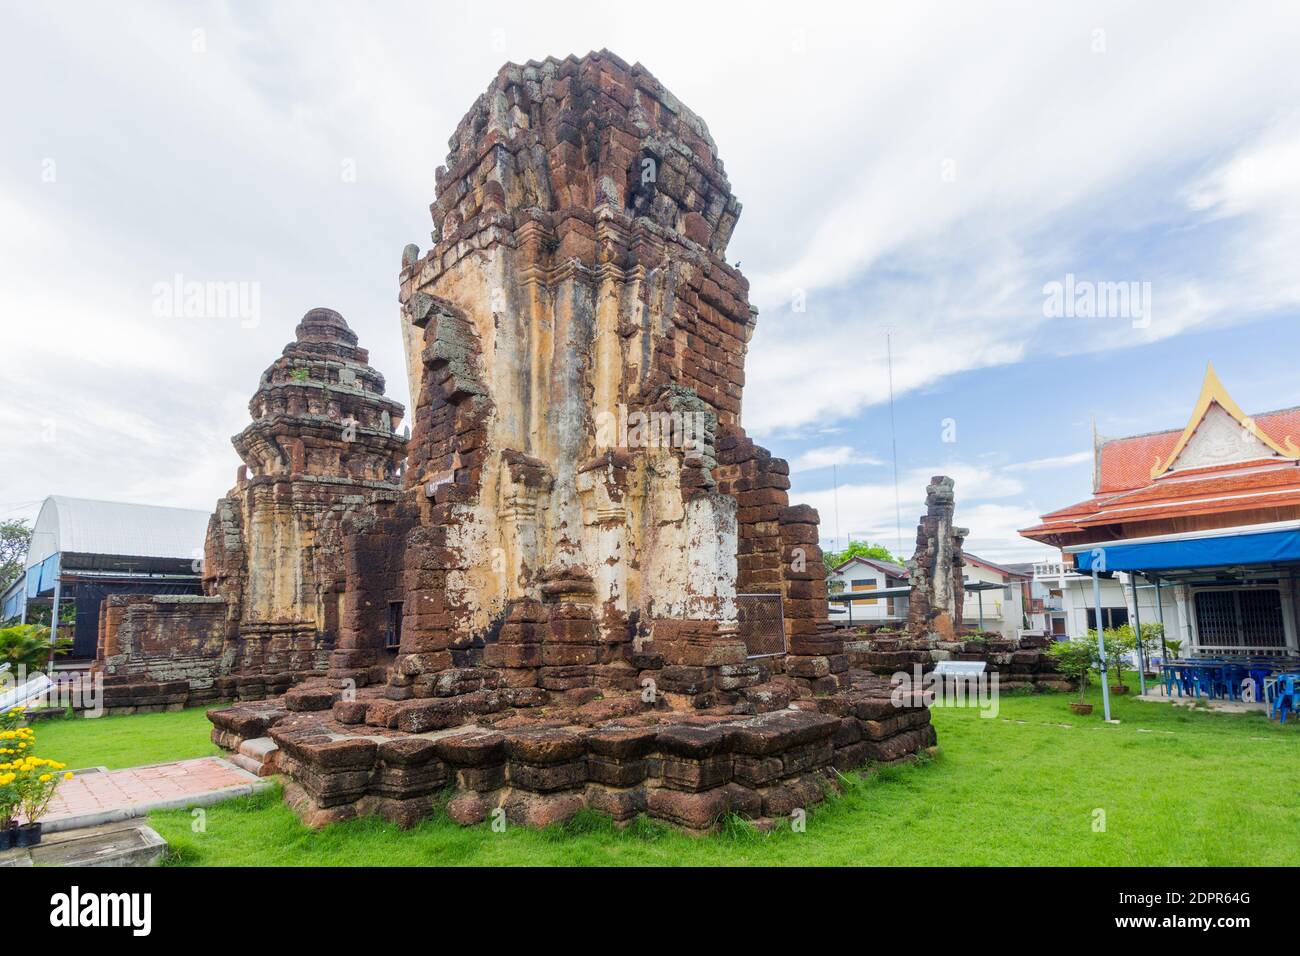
(823, 541, 903, 574)
(1048, 638, 1095, 703)
(0, 519, 31, 592)
(1097, 626, 1135, 689)
(1134, 622, 1165, 669)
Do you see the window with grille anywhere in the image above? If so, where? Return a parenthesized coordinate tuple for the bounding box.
(385, 601, 403, 649)
(1193, 589, 1284, 648)
(850, 578, 878, 607)
(737, 593, 785, 658)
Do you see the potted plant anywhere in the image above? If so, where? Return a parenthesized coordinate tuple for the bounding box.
(1049, 638, 1096, 714)
(11, 754, 71, 848)
(0, 770, 16, 851)
(0, 709, 71, 849)
(1086, 629, 1128, 697)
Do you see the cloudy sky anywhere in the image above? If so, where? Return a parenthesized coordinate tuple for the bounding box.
(3, 0, 1300, 563)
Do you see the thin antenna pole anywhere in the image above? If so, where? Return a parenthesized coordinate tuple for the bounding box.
(832, 463, 841, 552)
(887, 330, 902, 557)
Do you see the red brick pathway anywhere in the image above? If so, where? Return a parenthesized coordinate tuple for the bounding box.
(41, 757, 261, 827)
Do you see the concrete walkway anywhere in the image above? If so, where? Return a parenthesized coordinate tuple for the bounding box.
(1133, 690, 1269, 715)
(40, 756, 271, 833)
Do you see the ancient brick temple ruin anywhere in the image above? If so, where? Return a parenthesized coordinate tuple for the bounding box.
(99, 51, 938, 832)
(846, 477, 1067, 691)
(93, 306, 408, 711)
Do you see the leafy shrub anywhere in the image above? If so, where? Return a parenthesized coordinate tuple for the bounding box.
(0, 624, 70, 676)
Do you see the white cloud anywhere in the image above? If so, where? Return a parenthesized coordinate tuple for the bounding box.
(957, 503, 1059, 564)
(797, 462, 1028, 555)
(734, 2, 1300, 435)
(788, 446, 883, 472)
(1006, 451, 1093, 472)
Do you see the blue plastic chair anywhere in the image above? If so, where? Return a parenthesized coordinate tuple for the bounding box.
(1210, 663, 1236, 700)
(1269, 673, 1299, 723)
(1248, 666, 1273, 703)
(1162, 663, 1180, 698)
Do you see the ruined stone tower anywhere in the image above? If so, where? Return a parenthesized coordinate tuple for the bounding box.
(95, 50, 839, 714)
(203, 308, 408, 688)
(382, 50, 835, 697)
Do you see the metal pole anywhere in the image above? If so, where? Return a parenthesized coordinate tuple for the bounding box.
(978, 590, 985, 631)
(1153, 575, 1170, 662)
(1092, 556, 1112, 721)
(46, 575, 62, 675)
(1129, 573, 1146, 697)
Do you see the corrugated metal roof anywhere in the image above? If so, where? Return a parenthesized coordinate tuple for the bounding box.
(26, 496, 210, 567)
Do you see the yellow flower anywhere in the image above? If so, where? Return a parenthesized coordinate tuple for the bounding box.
(38, 773, 51, 782)
(63, 772, 73, 780)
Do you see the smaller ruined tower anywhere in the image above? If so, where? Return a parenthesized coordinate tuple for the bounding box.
(232, 307, 406, 484)
(203, 308, 408, 685)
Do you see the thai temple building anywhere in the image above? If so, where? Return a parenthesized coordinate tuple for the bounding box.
(1021, 364, 1300, 658)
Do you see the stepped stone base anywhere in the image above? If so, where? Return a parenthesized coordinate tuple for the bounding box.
(208, 669, 935, 834)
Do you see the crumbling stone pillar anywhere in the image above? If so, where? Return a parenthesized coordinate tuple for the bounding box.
(906, 476, 968, 641)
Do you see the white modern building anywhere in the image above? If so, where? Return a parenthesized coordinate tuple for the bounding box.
(1024, 559, 1183, 648)
(960, 553, 1029, 639)
(826, 556, 909, 625)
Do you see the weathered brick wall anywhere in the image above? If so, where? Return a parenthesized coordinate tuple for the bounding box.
(330, 494, 415, 685)
(716, 431, 836, 659)
(96, 594, 230, 708)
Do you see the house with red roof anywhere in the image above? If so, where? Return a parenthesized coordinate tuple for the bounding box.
(827, 555, 910, 624)
(1021, 364, 1300, 657)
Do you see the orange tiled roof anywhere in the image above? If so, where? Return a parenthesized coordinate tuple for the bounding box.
(1097, 406, 1300, 492)
(1022, 460, 1300, 542)
(1022, 365, 1300, 546)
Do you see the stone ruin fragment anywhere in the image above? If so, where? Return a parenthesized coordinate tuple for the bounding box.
(906, 476, 968, 642)
(94, 51, 939, 832)
(844, 476, 1068, 692)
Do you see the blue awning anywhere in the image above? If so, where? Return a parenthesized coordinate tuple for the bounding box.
(21, 554, 60, 599)
(1072, 527, 1300, 573)
(38, 553, 60, 592)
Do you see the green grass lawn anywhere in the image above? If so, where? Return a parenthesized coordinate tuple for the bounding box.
(28, 675, 1300, 865)
(33, 705, 222, 770)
